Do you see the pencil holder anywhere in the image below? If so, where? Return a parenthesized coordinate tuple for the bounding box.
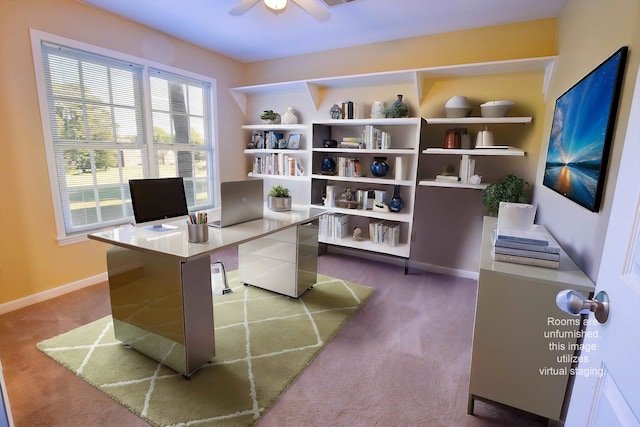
(187, 223, 208, 243)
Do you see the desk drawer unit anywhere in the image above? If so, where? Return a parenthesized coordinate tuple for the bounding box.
(239, 223, 318, 297)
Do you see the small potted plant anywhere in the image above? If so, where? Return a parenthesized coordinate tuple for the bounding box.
(260, 109, 279, 124)
(482, 173, 528, 216)
(267, 184, 292, 211)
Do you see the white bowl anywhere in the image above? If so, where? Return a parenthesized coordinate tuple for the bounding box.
(445, 96, 472, 118)
(480, 100, 514, 117)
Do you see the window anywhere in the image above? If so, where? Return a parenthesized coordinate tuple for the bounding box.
(31, 30, 217, 244)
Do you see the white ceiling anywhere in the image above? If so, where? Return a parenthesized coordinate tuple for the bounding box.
(79, 0, 566, 63)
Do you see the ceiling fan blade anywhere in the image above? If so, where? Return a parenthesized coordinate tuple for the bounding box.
(292, 0, 331, 21)
(229, 0, 261, 16)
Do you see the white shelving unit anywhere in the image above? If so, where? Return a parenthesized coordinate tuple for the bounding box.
(242, 124, 310, 183)
(310, 117, 423, 259)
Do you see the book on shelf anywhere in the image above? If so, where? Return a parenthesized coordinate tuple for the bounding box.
(336, 157, 362, 177)
(493, 245, 560, 262)
(368, 220, 400, 246)
(435, 174, 460, 182)
(458, 156, 476, 183)
(493, 237, 560, 254)
(318, 213, 349, 243)
(491, 249, 559, 269)
(496, 228, 550, 246)
(252, 154, 305, 177)
(363, 125, 391, 149)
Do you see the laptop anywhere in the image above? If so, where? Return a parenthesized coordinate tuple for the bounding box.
(209, 179, 264, 228)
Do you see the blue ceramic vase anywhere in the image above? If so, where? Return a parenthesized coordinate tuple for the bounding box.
(321, 157, 336, 174)
(371, 157, 389, 177)
(389, 185, 404, 212)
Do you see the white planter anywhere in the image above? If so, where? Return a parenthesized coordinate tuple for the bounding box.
(268, 196, 291, 211)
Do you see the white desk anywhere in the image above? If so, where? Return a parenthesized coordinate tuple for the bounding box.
(89, 207, 325, 377)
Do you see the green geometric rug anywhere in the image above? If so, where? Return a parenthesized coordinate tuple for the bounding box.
(37, 272, 373, 427)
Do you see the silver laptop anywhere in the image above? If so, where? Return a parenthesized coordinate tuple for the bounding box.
(209, 179, 264, 228)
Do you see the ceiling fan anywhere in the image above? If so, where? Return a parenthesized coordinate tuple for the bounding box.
(229, 0, 331, 21)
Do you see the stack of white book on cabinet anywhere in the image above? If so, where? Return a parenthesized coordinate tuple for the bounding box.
(492, 228, 561, 269)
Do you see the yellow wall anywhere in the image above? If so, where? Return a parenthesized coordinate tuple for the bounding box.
(533, 0, 640, 281)
(245, 19, 557, 84)
(0, 0, 247, 306)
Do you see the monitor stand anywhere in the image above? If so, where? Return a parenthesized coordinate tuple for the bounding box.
(145, 224, 178, 232)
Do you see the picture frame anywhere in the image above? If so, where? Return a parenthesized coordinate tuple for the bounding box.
(287, 133, 301, 149)
(543, 46, 628, 212)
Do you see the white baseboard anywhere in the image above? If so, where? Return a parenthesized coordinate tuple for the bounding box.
(324, 246, 479, 281)
(0, 272, 108, 315)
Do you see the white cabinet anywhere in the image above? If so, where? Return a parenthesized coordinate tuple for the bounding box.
(468, 217, 595, 422)
(419, 117, 530, 189)
(310, 118, 423, 259)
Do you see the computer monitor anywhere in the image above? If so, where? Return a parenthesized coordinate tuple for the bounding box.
(129, 177, 188, 226)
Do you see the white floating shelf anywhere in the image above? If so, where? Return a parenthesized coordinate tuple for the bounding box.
(424, 117, 532, 125)
(418, 180, 488, 189)
(422, 147, 525, 156)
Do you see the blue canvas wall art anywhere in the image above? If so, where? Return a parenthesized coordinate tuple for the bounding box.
(543, 46, 628, 212)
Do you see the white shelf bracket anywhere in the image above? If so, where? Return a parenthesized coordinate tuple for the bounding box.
(230, 89, 248, 115)
(412, 70, 423, 106)
(305, 82, 322, 109)
(543, 58, 558, 101)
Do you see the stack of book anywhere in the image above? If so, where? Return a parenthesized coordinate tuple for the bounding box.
(492, 228, 561, 269)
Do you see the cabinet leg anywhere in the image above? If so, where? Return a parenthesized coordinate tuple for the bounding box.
(404, 259, 408, 275)
(467, 394, 475, 415)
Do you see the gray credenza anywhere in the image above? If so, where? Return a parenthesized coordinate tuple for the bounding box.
(468, 217, 595, 423)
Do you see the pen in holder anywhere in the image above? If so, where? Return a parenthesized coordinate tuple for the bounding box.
(187, 211, 208, 243)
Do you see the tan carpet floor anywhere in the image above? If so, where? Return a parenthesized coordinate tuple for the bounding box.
(0, 248, 546, 426)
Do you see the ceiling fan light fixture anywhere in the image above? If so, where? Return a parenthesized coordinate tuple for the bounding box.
(264, 0, 288, 12)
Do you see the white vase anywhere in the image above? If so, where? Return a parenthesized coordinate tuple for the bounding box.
(371, 101, 385, 118)
(282, 107, 298, 124)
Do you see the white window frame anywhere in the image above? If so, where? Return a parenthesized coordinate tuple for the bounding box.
(30, 29, 220, 245)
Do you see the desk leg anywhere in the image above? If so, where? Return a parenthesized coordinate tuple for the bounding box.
(106, 247, 214, 376)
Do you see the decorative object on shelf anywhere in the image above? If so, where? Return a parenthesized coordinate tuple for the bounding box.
(372, 189, 389, 212)
(444, 128, 461, 149)
(469, 174, 482, 185)
(352, 226, 363, 241)
(445, 96, 472, 118)
(389, 185, 404, 212)
(267, 184, 292, 211)
(336, 187, 358, 208)
(278, 138, 288, 149)
(321, 157, 336, 175)
(329, 104, 342, 119)
(287, 133, 301, 149)
(281, 107, 298, 124)
(323, 139, 338, 148)
(260, 109, 279, 124)
(394, 156, 404, 181)
(480, 100, 514, 118)
(385, 94, 409, 118)
(475, 126, 494, 147)
(482, 173, 529, 216)
(371, 101, 385, 119)
(370, 157, 389, 177)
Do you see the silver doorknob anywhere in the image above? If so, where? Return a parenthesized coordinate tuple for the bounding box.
(555, 290, 610, 324)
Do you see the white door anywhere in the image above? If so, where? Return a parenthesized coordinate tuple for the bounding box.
(564, 69, 640, 426)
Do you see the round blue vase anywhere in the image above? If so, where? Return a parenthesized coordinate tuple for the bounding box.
(389, 185, 404, 212)
(371, 157, 389, 177)
(321, 157, 336, 174)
